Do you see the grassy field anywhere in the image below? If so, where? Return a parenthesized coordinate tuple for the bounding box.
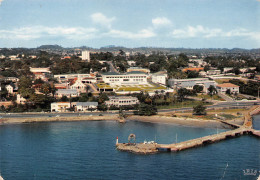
(116, 84, 167, 91)
(96, 83, 167, 92)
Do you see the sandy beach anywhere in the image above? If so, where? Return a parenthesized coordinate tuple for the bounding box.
(126, 115, 244, 129)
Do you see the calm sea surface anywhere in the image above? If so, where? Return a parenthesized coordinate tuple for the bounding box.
(0, 115, 259, 180)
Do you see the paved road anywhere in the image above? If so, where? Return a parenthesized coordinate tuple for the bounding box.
(107, 61, 119, 73)
(1, 101, 259, 119)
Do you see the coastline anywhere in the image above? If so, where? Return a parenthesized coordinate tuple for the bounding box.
(0, 113, 244, 129)
(126, 115, 244, 129)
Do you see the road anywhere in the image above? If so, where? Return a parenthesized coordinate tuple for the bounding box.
(1, 100, 259, 119)
(107, 61, 119, 73)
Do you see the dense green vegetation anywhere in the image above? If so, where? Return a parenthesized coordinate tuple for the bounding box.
(229, 79, 260, 97)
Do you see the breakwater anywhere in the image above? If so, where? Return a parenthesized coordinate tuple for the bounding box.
(117, 105, 260, 154)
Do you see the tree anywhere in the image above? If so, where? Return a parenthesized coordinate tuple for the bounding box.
(134, 103, 157, 116)
(98, 92, 109, 104)
(177, 88, 189, 102)
(203, 65, 210, 72)
(0, 85, 8, 99)
(193, 85, 204, 93)
(226, 89, 231, 95)
(18, 76, 35, 99)
(186, 70, 199, 78)
(97, 104, 108, 112)
(193, 103, 206, 115)
(60, 96, 69, 102)
(208, 85, 217, 97)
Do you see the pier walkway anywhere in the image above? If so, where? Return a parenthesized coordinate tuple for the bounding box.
(117, 105, 260, 154)
(158, 127, 251, 151)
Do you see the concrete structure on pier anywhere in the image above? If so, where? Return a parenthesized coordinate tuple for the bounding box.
(116, 105, 260, 154)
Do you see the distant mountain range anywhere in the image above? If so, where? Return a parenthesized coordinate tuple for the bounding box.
(1, 45, 259, 55)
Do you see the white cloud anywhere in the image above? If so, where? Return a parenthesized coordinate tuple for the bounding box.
(0, 26, 97, 40)
(90, 13, 115, 28)
(172, 25, 223, 38)
(0, 25, 155, 41)
(171, 25, 260, 39)
(0, 0, 3, 5)
(107, 28, 155, 39)
(152, 17, 171, 27)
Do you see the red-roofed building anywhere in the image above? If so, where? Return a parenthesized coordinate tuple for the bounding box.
(182, 67, 204, 72)
(216, 83, 239, 94)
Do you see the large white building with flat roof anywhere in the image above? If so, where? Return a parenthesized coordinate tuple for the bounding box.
(105, 96, 139, 107)
(82, 51, 90, 61)
(101, 71, 148, 85)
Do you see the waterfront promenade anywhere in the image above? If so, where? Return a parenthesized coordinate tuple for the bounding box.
(116, 105, 260, 154)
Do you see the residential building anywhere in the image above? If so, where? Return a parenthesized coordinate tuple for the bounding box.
(51, 102, 71, 112)
(54, 83, 68, 90)
(151, 71, 168, 85)
(55, 89, 78, 98)
(182, 67, 204, 72)
(5, 83, 18, 94)
(223, 67, 233, 73)
(30, 67, 52, 81)
(216, 83, 240, 94)
(101, 71, 148, 85)
(16, 94, 26, 104)
(127, 61, 136, 66)
(9, 55, 20, 61)
(0, 101, 13, 108)
(168, 78, 216, 93)
(105, 96, 139, 107)
(206, 70, 221, 75)
(72, 102, 98, 111)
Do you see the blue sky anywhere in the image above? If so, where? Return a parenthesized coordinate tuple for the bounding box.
(0, 0, 259, 48)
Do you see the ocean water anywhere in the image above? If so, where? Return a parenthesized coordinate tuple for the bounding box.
(0, 116, 259, 180)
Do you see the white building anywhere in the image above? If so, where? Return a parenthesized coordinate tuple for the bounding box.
(55, 89, 78, 98)
(30, 67, 51, 81)
(82, 51, 90, 61)
(9, 55, 20, 61)
(54, 74, 95, 83)
(105, 96, 139, 107)
(16, 94, 26, 104)
(101, 71, 148, 85)
(51, 102, 71, 112)
(151, 71, 168, 85)
(216, 83, 239, 94)
(72, 102, 98, 111)
(168, 78, 216, 93)
(127, 61, 136, 66)
(5, 83, 18, 94)
(70, 78, 87, 93)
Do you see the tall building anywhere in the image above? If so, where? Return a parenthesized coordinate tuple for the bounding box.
(82, 51, 90, 61)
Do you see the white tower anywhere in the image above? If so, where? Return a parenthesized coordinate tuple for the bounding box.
(82, 50, 90, 61)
